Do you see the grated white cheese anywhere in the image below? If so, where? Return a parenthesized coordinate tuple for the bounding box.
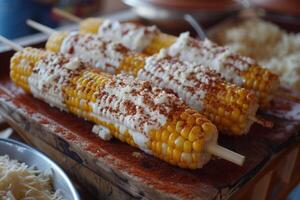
(98, 20, 159, 52)
(166, 32, 255, 86)
(217, 18, 300, 91)
(60, 32, 125, 74)
(91, 75, 177, 132)
(92, 125, 112, 141)
(0, 155, 64, 200)
(137, 50, 222, 111)
(28, 53, 81, 111)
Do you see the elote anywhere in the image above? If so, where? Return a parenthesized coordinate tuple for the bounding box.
(45, 32, 259, 136)
(78, 18, 279, 106)
(10, 47, 224, 169)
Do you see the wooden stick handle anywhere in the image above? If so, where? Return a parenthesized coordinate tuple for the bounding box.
(207, 144, 245, 166)
(275, 90, 300, 104)
(250, 116, 273, 128)
(53, 8, 82, 23)
(0, 35, 23, 51)
(26, 19, 57, 35)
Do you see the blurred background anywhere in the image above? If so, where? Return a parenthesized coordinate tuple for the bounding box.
(1, 0, 300, 39)
(0, 0, 126, 39)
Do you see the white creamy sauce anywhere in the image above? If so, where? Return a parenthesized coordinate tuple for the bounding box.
(137, 51, 224, 111)
(98, 20, 159, 52)
(166, 32, 255, 86)
(60, 32, 124, 73)
(28, 53, 81, 110)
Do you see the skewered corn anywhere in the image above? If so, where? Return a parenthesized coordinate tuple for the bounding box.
(78, 18, 279, 106)
(10, 47, 223, 169)
(45, 32, 259, 135)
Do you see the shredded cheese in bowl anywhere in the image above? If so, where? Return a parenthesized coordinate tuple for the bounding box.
(0, 155, 64, 200)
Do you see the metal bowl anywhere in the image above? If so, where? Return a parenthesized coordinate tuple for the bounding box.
(0, 138, 80, 200)
(124, 0, 244, 31)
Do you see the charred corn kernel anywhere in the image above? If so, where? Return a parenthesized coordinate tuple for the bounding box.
(45, 31, 259, 136)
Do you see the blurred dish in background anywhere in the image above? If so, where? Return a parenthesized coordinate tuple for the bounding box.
(123, 0, 246, 32)
(209, 18, 300, 92)
(0, 0, 102, 39)
(0, 0, 57, 39)
(55, 0, 102, 19)
(251, 0, 300, 17)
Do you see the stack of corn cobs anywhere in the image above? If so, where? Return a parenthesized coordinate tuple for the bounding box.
(9, 17, 281, 169)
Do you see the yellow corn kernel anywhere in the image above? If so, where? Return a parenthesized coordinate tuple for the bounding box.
(174, 136, 184, 151)
(192, 140, 204, 152)
(183, 140, 192, 153)
(161, 130, 169, 143)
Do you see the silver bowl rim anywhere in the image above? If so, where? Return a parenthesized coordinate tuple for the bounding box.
(0, 138, 80, 200)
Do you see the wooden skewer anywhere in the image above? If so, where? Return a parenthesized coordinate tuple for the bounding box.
(0, 35, 23, 51)
(275, 90, 300, 104)
(0, 32, 245, 166)
(250, 116, 273, 128)
(53, 8, 82, 23)
(27, 19, 57, 35)
(207, 144, 245, 166)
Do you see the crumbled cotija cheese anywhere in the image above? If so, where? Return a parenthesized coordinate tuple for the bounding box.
(98, 20, 159, 52)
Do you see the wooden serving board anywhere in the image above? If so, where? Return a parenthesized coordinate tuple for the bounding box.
(0, 46, 299, 200)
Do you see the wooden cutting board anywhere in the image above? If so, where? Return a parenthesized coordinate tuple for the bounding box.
(0, 46, 299, 200)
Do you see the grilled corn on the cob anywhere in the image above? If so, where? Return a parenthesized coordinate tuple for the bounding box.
(78, 18, 279, 106)
(10, 47, 222, 169)
(46, 32, 259, 136)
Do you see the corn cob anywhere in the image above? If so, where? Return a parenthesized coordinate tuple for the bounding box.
(77, 18, 279, 106)
(10, 47, 223, 169)
(45, 32, 259, 136)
